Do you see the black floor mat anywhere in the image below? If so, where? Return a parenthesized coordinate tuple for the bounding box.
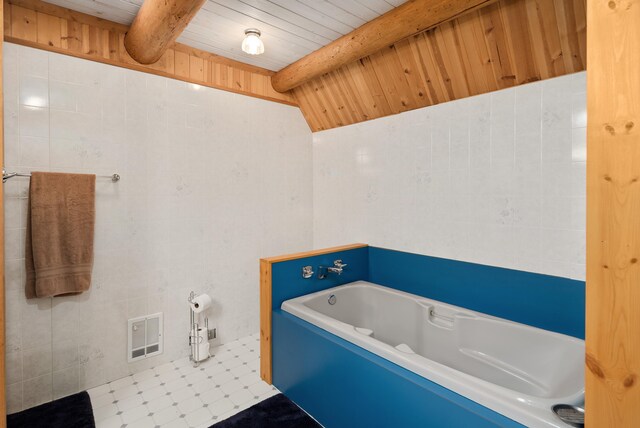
(7, 391, 95, 428)
(211, 393, 321, 428)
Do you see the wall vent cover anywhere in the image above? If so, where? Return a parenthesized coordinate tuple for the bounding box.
(128, 312, 163, 362)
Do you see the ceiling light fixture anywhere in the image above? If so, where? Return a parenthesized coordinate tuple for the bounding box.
(242, 28, 264, 55)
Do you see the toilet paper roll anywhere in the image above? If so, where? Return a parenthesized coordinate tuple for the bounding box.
(190, 293, 212, 313)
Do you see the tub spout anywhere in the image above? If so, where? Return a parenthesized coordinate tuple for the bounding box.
(318, 260, 348, 279)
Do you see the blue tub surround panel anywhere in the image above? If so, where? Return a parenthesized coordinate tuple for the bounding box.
(260, 244, 368, 383)
(270, 247, 369, 311)
(368, 247, 586, 339)
(273, 311, 524, 428)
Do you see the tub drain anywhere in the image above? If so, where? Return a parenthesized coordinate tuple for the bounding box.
(552, 404, 584, 428)
(328, 294, 336, 305)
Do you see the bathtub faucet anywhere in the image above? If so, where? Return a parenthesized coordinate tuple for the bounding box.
(318, 260, 347, 279)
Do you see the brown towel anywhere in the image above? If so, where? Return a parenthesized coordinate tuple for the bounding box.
(25, 172, 96, 299)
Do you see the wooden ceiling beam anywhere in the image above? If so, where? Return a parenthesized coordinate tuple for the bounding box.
(271, 0, 498, 93)
(124, 0, 207, 65)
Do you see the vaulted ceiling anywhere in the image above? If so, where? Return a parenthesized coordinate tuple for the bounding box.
(44, 0, 408, 70)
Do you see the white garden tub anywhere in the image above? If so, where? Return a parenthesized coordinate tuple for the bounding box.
(281, 281, 584, 428)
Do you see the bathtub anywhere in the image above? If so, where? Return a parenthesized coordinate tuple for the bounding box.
(281, 281, 584, 428)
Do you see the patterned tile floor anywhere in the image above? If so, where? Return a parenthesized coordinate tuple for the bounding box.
(89, 333, 279, 428)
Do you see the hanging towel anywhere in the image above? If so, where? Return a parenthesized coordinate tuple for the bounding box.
(25, 172, 96, 299)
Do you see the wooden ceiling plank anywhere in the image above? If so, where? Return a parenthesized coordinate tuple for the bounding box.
(344, 60, 382, 120)
(107, 27, 119, 61)
(426, 28, 459, 100)
(522, 0, 553, 80)
(376, 44, 422, 112)
(296, 82, 333, 131)
(471, 10, 500, 92)
(310, 76, 347, 128)
(190, 54, 205, 82)
(291, 87, 323, 131)
(87, 23, 102, 57)
(100, 28, 110, 60)
(553, 0, 584, 72)
(393, 37, 431, 108)
(553, 0, 573, 71)
(501, 0, 540, 84)
(10, 4, 37, 41)
(411, 32, 449, 104)
(59, 11, 67, 49)
(301, 83, 334, 131)
(437, 22, 473, 98)
(66, 18, 83, 52)
(81, 22, 89, 54)
(478, 2, 517, 89)
(390, 41, 427, 109)
(321, 73, 359, 125)
(369, 47, 408, 114)
(329, 68, 367, 123)
(404, 35, 437, 106)
(528, 0, 566, 77)
(454, 11, 496, 95)
(35, 11, 61, 48)
(356, 56, 395, 117)
(336, 67, 370, 122)
(572, 0, 586, 65)
(449, 19, 480, 96)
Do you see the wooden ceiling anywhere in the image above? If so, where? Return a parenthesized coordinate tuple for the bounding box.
(4, 0, 296, 104)
(43, 0, 408, 70)
(293, 0, 586, 131)
(9, 0, 586, 131)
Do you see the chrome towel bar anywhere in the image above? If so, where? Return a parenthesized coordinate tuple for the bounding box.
(2, 169, 120, 183)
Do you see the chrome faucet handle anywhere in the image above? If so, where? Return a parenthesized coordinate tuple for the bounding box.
(302, 266, 314, 279)
(333, 260, 347, 269)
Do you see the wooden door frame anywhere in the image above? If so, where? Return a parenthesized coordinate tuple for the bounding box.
(585, 0, 640, 426)
(0, 0, 6, 425)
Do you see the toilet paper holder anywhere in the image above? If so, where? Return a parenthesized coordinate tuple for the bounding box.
(188, 291, 215, 367)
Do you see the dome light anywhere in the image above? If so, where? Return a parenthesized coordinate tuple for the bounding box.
(242, 28, 264, 55)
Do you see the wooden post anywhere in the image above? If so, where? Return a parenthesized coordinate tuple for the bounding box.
(586, 0, 640, 426)
(0, 0, 6, 423)
(259, 259, 272, 384)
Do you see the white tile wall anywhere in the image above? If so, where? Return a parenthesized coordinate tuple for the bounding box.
(3, 43, 313, 413)
(313, 72, 586, 281)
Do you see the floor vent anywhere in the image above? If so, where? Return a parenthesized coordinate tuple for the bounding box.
(128, 313, 163, 362)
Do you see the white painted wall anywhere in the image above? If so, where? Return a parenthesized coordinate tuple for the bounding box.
(313, 72, 586, 281)
(2, 43, 313, 413)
